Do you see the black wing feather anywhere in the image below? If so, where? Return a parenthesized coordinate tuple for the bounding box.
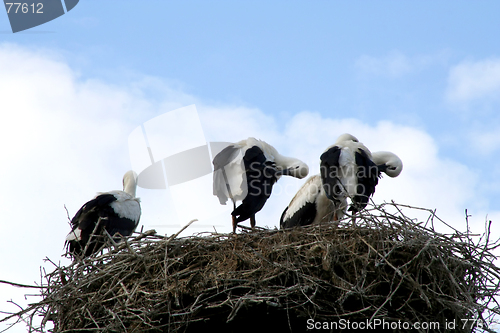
(105, 219, 138, 239)
(349, 149, 379, 212)
(319, 146, 343, 204)
(280, 201, 318, 229)
(67, 194, 121, 257)
(69, 194, 117, 231)
(231, 146, 279, 223)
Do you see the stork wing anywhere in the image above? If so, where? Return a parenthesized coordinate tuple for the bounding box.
(231, 146, 279, 222)
(349, 149, 379, 212)
(280, 175, 321, 229)
(69, 194, 118, 233)
(212, 144, 247, 204)
(319, 146, 344, 204)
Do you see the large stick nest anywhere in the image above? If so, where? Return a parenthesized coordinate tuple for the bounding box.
(3, 203, 500, 332)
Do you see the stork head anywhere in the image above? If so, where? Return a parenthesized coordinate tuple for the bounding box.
(123, 170, 139, 197)
(371, 151, 403, 178)
(335, 133, 359, 144)
(278, 158, 309, 179)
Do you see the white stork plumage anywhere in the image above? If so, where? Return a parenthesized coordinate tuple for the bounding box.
(65, 170, 141, 258)
(213, 137, 309, 232)
(280, 174, 346, 229)
(280, 134, 403, 229)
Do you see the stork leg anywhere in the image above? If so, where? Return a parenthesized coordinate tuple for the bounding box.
(231, 200, 238, 233)
(250, 215, 256, 229)
(232, 215, 238, 233)
(351, 214, 357, 227)
(333, 212, 338, 222)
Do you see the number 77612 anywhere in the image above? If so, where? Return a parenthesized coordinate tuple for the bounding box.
(5, 3, 44, 14)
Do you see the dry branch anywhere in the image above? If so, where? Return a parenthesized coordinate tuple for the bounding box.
(2, 203, 500, 332)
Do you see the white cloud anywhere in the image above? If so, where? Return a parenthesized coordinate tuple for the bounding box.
(198, 104, 280, 143)
(275, 113, 478, 225)
(0, 44, 191, 331)
(468, 129, 500, 155)
(356, 51, 413, 78)
(355, 51, 444, 78)
(0, 43, 496, 332)
(184, 108, 484, 235)
(446, 58, 500, 103)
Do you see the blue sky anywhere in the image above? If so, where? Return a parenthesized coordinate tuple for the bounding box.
(5, 1, 499, 159)
(2, 1, 500, 331)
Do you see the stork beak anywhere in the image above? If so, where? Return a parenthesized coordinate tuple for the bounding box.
(277, 168, 290, 176)
(377, 164, 388, 173)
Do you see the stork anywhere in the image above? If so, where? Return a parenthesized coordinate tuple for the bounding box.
(281, 134, 402, 228)
(65, 170, 141, 258)
(280, 174, 346, 229)
(320, 133, 378, 220)
(213, 137, 309, 232)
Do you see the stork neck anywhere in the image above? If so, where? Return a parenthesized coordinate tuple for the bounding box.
(124, 180, 137, 197)
(274, 155, 309, 179)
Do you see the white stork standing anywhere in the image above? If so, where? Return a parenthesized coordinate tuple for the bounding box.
(213, 137, 309, 232)
(280, 134, 403, 229)
(65, 170, 141, 258)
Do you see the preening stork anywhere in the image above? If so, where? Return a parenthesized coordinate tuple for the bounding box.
(320, 133, 378, 218)
(213, 137, 309, 232)
(65, 170, 141, 258)
(280, 134, 403, 229)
